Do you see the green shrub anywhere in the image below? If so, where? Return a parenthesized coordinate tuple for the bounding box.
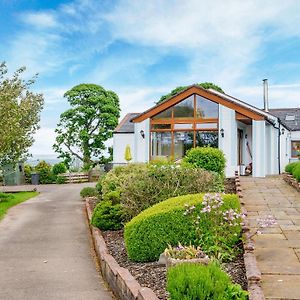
(167, 262, 248, 300)
(55, 176, 66, 184)
(124, 193, 240, 262)
(285, 162, 299, 174)
(80, 187, 98, 198)
(103, 190, 121, 204)
(183, 147, 226, 174)
(24, 164, 33, 183)
(121, 165, 223, 220)
(0, 192, 13, 203)
(95, 174, 106, 195)
(91, 200, 124, 230)
(35, 160, 56, 184)
(52, 162, 67, 175)
(292, 163, 300, 182)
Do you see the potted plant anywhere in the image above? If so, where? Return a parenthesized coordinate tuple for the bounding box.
(164, 243, 209, 268)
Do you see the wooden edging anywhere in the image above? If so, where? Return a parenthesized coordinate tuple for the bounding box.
(282, 172, 300, 192)
(235, 172, 265, 300)
(85, 199, 159, 300)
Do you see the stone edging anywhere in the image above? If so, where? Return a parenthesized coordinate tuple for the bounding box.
(282, 172, 300, 192)
(234, 172, 265, 300)
(85, 199, 159, 300)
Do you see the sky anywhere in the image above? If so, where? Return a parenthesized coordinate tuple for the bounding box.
(1, 0, 300, 157)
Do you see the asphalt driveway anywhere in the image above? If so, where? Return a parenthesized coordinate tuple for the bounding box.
(0, 184, 113, 300)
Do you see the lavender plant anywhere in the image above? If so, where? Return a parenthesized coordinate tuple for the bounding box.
(164, 243, 208, 260)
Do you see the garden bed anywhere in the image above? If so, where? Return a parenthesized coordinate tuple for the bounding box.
(102, 229, 247, 300)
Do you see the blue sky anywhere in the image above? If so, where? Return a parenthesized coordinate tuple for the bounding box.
(1, 0, 300, 155)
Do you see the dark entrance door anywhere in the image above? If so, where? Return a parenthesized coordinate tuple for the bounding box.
(237, 129, 243, 165)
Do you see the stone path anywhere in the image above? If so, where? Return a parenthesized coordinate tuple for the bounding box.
(240, 176, 300, 300)
(0, 184, 113, 300)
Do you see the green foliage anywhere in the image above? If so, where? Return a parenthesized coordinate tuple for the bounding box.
(285, 162, 300, 174)
(24, 164, 33, 183)
(124, 193, 240, 262)
(157, 82, 224, 104)
(167, 262, 248, 300)
(121, 165, 224, 220)
(183, 147, 226, 175)
(53, 84, 120, 170)
(91, 200, 124, 230)
(80, 187, 98, 198)
(52, 162, 67, 175)
(103, 190, 121, 204)
(95, 175, 105, 194)
(292, 163, 300, 182)
(0, 192, 13, 203)
(35, 160, 56, 184)
(55, 176, 66, 184)
(0, 62, 44, 165)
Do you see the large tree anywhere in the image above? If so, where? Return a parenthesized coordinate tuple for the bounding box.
(157, 82, 224, 104)
(53, 84, 120, 169)
(0, 62, 44, 165)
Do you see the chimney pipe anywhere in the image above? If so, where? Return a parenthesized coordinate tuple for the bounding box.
(263, 79, 269, 112)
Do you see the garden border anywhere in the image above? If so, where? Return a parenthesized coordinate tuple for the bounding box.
(85, 198, 159, 300)
(282, 172, 300, 192)
(235, 172, 265, 300)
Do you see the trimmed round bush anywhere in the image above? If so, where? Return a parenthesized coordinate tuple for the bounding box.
(292, 163, 300, 182)
(124, 193, 240, 262)
(285, 162, 300, 175)
(80, 187, 97, 198)
(183, 147, 226, 174)
(91, 200, 124, 230)
(167, 262, 248, 300)
(52, 162, 67, 175)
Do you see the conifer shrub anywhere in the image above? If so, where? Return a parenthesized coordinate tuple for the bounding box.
(285, 162, 299, 174)
(292, 163, 300, 182)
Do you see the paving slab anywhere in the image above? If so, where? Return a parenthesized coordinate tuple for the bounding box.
(241, 176, 300, 299)
(0, 184, 113, 300)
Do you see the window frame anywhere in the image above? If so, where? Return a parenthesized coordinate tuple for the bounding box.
(291, 140, 300, 158)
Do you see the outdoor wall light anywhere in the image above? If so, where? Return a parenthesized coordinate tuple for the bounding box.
(220, 128, 225, 138)
(140, 130, 145, 139)
(281, 128, 285, 135)
(245, 134, 248, 139)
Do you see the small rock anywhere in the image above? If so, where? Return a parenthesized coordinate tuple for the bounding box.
(158, 253, 167, 265)
(43, 260, 48, 263)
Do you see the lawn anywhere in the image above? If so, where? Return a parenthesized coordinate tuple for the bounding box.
(0, 192, 39, 220)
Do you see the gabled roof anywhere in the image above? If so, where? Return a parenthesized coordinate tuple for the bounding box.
(114, 113, 139, 133)
(131, 85, 276, 123)
(269, 108, 300, 131)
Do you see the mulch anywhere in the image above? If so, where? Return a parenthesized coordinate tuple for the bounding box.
(91, 177, 247, 300)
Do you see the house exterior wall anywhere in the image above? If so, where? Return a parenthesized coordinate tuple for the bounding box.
(218, 104, 237, 177)
(265, 123, 279, 175)
(252, 120, 266, 177)
(113, 133, 135, 165)
(133, 119, 150, 163)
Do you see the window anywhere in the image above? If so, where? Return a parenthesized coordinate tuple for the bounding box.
(151, 124, 171, 130)
(196, 95, 218, 118)
(291, 141, 300, 158)
(151, 132, 172, 158)
(153, 107, 172, 119)
(195, 131, 218, 148)
(173, 95, 194, 118)
(174, 132, 194, 159)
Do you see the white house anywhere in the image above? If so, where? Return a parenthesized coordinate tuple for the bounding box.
(113, 85, 300, 177)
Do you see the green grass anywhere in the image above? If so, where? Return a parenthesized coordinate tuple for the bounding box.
(0, 192, 39, 220)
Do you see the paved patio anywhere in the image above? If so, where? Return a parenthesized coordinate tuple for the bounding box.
(240, 176, 300, 300)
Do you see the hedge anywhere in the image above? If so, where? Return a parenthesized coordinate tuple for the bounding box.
(124, 193, 240, 262)
(285, 162, 300, 174)
(292, 163, 300, 182)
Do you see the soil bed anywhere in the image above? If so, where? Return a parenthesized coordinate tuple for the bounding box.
(102, 230, 247, 300)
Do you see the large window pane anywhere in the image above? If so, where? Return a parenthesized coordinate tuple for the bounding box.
(196, 95, 218, 118)
(151, 132, 172, 158)
(173, 95, 194, 118)
(174, 131, 194, 159)
(153, 107, 172, 119)
(195, 131, 218, 148)
(291, 141, 300, 157)
(151, 124, 171, 130)
(196, 123, 218, 129)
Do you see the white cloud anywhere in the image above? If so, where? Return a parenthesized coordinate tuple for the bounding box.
(29, 128, 57, 155)
(21, 12, 58, 28)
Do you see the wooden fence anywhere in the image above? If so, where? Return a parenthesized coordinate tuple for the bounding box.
(59, 172, 89, 184)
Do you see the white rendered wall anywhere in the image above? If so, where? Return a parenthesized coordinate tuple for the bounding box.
(134, 119, 150, 163)
(113, 133, 135, 165)
(252, 120, 266, 177)
(265, 124, 279, 175)
(218, 105, 237, 177)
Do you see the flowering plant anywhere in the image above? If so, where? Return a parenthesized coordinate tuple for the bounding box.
(184, 193, 245, 261)
(164, 243, 208, 260)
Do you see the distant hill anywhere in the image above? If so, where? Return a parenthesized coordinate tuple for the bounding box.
(26, 154, 61, 166)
